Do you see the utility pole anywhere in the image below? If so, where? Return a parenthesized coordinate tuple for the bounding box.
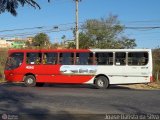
(75, 0, 79, 49)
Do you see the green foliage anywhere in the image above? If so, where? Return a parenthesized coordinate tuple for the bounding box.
(32, 33, 51, 49)
(67, 42, 76, 49)
(25, 41, 31, 48)
(78, 15, 137, 49)
(116, 37, 137, 49)
(61, 35, 66, 40)
(51, 43, 59, 49)
(0, 0, 50, 16)
(79, 33, 94, 49)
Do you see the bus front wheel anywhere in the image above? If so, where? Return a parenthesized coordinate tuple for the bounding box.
(24, 75, 36, 87)
(95, 76, 109, 89)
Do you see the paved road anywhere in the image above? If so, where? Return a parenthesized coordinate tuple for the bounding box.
(0, 83, 160, 120)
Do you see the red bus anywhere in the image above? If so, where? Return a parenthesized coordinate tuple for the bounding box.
(4, 49, 152, 88)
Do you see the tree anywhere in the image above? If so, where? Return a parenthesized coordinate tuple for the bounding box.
(51, 43, 59, 49)
(67, 42, 75, 49)
(119, 37, 136, 49)
(32, 33, 51, 48)
(78, 15, 137, 49)
(0, 0, 50, 16)
(79, 32, 94, 49)
(111, 37, 136, 49)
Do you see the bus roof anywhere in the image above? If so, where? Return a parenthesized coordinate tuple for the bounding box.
(8, 49, 151, 53)
(8, 49, 90, 53)
(90, 49, 151, 52)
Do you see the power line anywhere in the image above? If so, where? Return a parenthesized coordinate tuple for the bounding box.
(125, 26, 160, 29)
(1, 21, 160, 34)
(122, 20, 160, 23)
(0, 27, 73, 38)
(1, 25, 160, 34)
(1, 25, 160, 38)
(1, 22, 160, 38)
(0, 26, 44, 33)
(0, 22, 83, 33)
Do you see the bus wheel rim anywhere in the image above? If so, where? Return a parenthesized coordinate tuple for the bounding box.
(97, 79, 104, 87)
(27, 78, 33, 84)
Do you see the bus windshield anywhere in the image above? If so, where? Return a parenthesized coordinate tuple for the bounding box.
(5, 53, 24, 70)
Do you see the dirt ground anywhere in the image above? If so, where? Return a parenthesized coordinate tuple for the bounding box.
(119, 82, 160, 90)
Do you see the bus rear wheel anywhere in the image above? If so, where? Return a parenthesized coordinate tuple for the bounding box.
(95, 76, 109, 89)
(24, 75, 36, 87)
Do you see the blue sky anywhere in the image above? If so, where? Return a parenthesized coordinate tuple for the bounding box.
(0, 0, 160, 48)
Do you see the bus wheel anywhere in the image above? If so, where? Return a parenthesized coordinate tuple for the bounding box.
(24, 75, 36, 87)
(95, 76, 109, 89)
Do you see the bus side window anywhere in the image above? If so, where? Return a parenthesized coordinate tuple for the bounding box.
(115, 52, 126, 65)
(26, 53, 42, 64)
(128, 52, 148, 66)
(59, 53, 74, 65)
(95, 52, 113, 65)
(43, 53, 58, 64)
(76, 52, 93, 65)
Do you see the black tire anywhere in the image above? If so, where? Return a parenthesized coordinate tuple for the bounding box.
(36, 83, 44, 87)
(24, 75, 36, 87)
(95, 76, 109, 89)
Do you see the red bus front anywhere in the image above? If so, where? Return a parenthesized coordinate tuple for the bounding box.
(4, 52, 25, 82)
